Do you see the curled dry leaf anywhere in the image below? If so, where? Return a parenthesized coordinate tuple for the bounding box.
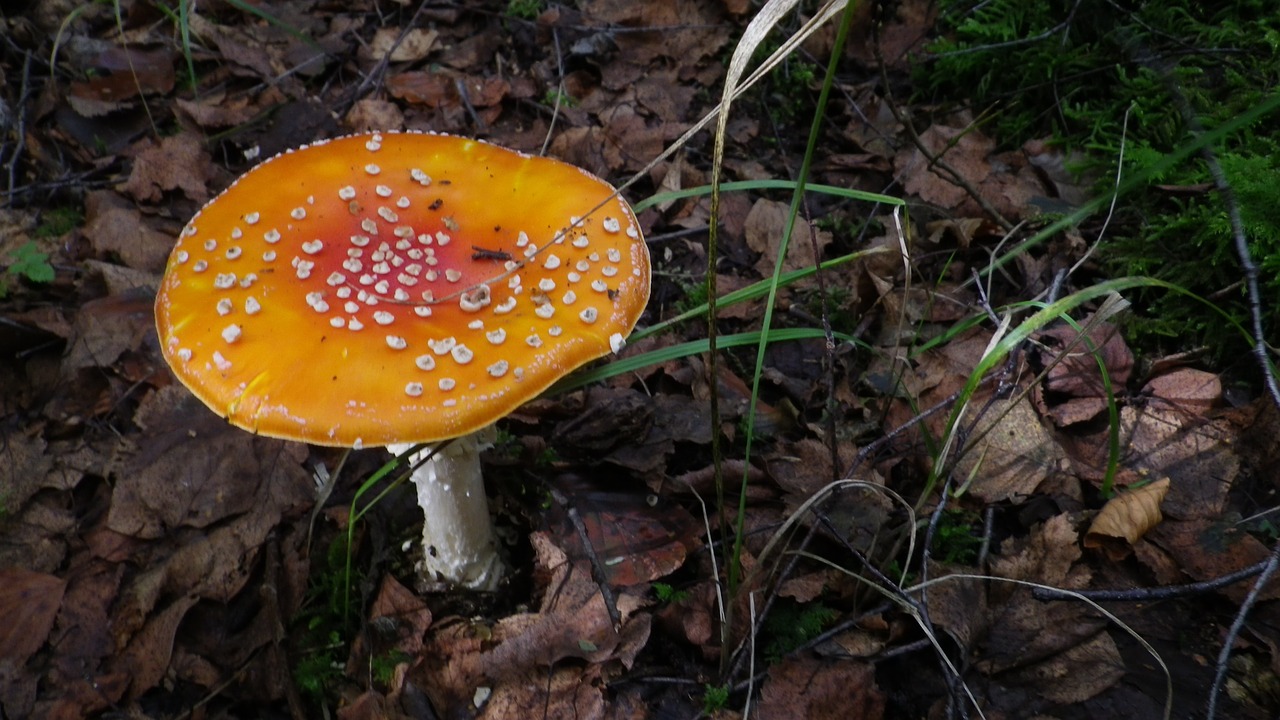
(1085, 478, 1171, 560)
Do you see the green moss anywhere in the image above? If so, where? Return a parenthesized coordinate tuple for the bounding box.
(918, 0, 1280, 363)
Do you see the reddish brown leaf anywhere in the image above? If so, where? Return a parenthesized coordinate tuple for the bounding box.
(548, 475, 702, 587)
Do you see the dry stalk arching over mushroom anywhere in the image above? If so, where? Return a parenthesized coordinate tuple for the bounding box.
(155, 131, 651, 590)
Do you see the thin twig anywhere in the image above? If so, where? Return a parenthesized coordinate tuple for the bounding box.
(1032, 560, 1268, 602)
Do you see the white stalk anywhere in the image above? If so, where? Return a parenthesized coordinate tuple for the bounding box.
(388, 426, 503, 591)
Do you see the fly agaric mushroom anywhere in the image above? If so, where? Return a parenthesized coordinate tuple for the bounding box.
(154, 131, 650, 590)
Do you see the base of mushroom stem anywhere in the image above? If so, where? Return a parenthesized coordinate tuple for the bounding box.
(391, 429, 504, 591)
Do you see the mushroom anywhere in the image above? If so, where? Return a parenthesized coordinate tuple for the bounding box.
(154, 131, 650, 590)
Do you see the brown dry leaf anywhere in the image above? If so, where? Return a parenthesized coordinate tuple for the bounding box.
(175, 96, 259, 130)
(895, 124, 994, 211)
(336, 690, 403, 720)
(925, 217, 986, 248)
(923, 564, 989, 650)
(1004, 630, 1126, 705)
(365, 27, 439, 63)
(1084, 478, 1171, 561)
(0, 494, 77, 575)
(655, 580, 717, 651)
(60, 286, 154, 376)
(107, 385, 311, 540)
(40, 559, 127, 717)
(953, 395, 1072, 504)
(1033, 318, 1134, 427)
(0, 568, 66, 664)
(990, 513, 1087, 588)
(1147, 519, 1280, 603)
(60, 289, 155, 374)
(345, 98, 406, 133)
(755, 656, 884, 720)
(416, 533, 650, 716)
(478, 664, 608, 720)
(111, 595, 199, 696)
(778, 570, 835, 603)
(977, 575, 1124, 707)
(66, 46, 175, 117)
(0, 432, 53, 520)
(368, 575, 433, 657)
(1060, 400, 1236, 519)
(123, 132, 214, 204)
(744, 198, 833, 274)
(547, 480, 702, 587)
(1144, 367, 1221, 416)
(82, 191, 175, 272)
(346, 576, 432, 688)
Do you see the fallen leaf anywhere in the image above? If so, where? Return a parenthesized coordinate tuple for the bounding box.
(547, 476, 702, 587)
(1085, 478, 1171, 561)
(756, 656, 884, 720)
(66, 46, 175, 117)
(415, 533, 651, 715)
(1033, 318, 1134, 427)
(366, 27, 439, 63)
(895, 124, 993, 211)
(1007, 630, 1126, 705)
(111, 595, 200, 696)
(990, 513, 1086, 587)
(82, 191, 175, 272)
(107, 385, 311, 540)
(0, 568, 66, 663)
(1060, 402, 1236, 518)
(123, 133, 214, 204)
(953, 395, 1072, 504)
(744, 198, 833, 274)
(1147, 519, 1280, 603)
(1143, 368, 1221, 416)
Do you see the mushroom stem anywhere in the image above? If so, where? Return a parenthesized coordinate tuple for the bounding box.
(389, 427, 503, 591)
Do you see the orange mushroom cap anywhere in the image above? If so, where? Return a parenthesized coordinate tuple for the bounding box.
(155, 131, 650, 448)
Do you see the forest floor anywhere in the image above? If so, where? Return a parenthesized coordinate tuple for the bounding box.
(3, 1, 1280, 719)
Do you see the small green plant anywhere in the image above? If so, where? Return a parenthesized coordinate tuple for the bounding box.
(535, 446, 560, 468)
(701, 683, 730, 713)
(293, 630, 345, 701)
(7, 243, 55, 283)
(1, 242, 56, 297)
(674, 276, 711, 316)
(506, 0, 543, 21)
(293, 534, 362, 706)
(761, 598, 838, 662)
(652, 582, 690, 604)
(371, 650, 411, 687)
(542, 88, 577, 108)
(932, 507, 983, 565)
